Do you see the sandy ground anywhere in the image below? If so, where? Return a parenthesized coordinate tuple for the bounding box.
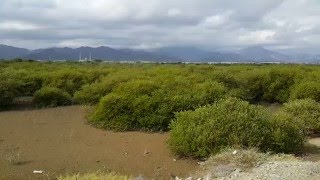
(0, 106, 197, 180)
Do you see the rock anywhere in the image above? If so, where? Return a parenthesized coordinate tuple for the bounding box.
(232, 150, 237, 155)
(144, 148, 150, 155)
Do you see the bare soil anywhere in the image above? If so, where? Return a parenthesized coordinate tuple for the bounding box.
(0, 106, 197, 180)
(304, 138, 320, 162)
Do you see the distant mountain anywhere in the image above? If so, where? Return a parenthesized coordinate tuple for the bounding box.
(0, 44, 30, 59)
(201, 52, 247, 62)
(154, 46, 249, 62)
(154, 47, 213, 61)
(290, 54, 320, 63)
(0, 44, 319, 63)
(238, 46, 290, 62)
(22, 46, 175, 61)
(309, 60, 320, 64)
(154, 46, 289, 62)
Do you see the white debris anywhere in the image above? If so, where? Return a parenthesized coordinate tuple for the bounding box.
(232, 150, 237, 155)
(33, 170, 43, 174)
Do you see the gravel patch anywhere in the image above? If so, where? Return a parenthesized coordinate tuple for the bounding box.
(220, 161, 320, 180)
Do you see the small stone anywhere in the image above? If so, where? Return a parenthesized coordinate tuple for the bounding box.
(232, 150, 237, 155)
(144, 147, 150, 156)
(173, 159, 177, 162)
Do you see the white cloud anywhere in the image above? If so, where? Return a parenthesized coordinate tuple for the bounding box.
(238, 30, 276, 43)
(131, 42, 163, 49)
(167, 8, 182, 17)
(0, 21, 42, 30)
(295, 26, 313, 33)
(200, 13, 230, 28)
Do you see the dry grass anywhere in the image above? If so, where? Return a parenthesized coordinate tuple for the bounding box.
(204, 148, 298, 169)
(202, 149, 269, 170)
(196, 148, 299, 179)
(58, 172, 132, 180)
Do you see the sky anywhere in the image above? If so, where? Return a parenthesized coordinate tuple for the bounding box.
(0, 0, 320, 53)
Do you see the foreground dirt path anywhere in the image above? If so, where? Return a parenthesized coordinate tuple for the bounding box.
(0, 106, 197, 180)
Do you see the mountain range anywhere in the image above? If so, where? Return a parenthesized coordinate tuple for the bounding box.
(1, 44, 320, 63)
(0, 44, 173, 62)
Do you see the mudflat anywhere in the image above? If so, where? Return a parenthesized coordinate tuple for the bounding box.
(0, 106, 197, 180)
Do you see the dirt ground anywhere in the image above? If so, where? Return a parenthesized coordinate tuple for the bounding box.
(0, 106, 198, 180)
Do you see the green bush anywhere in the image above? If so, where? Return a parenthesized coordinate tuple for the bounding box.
(33, 87, 72, 107)
(17, 75, 43, 96)
(74, 75, 135, 105)
(269, 111, 304, 153)
(0, 79, 19, 107)
(88, 79, 226, 131)
(280, 99, 320, 135)
(168, 98, 273, 157)
(237, 70, 268, 102)
(290, 81, 320, 102)
(263, 69, 297, 103)
(43, 71, 92, 95)
(168, 97, 305, 157)
(73, 82, 110, 105)
(88, 80, 167, 131)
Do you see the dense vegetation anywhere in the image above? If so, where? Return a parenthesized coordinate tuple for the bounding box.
(34, 87, 73, 107)
(1, 61, 320, 156)
(169, 98, 305, 157)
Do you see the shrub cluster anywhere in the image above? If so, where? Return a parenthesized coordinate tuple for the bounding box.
(1, 62, 320, 108)
(279, 99, 320, 135)
(88, 79, 226, 131)
(2, 61, 320, 156)
(0, 79, 19, 107)
(33, 87, 72, 107)
(290, 81, 320, 102)
(168, 98, 271, 157)
(168, 98, 307, 157)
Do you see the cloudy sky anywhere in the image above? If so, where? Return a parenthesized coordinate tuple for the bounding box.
(0, 0, 320, 53)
